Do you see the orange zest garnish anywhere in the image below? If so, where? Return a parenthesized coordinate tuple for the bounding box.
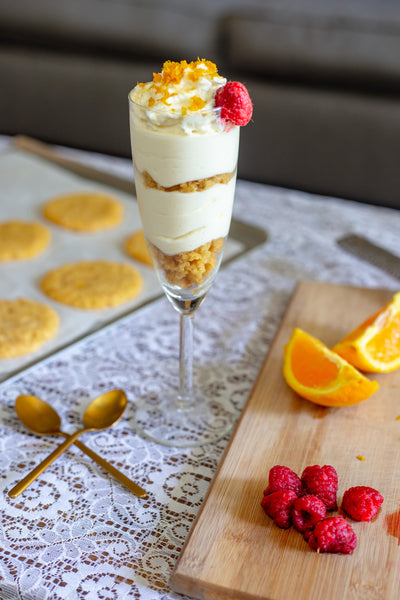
(154, 59, 217, 87)
(188, 96, 205, 111)
(283, 328, 379, 407)
(147, 59, 218, 111)
(332, 292, 400, 373)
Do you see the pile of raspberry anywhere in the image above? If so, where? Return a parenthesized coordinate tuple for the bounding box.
(261, 464, 384, 554)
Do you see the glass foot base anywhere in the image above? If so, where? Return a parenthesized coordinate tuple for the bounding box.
(133, 390, 237, 448)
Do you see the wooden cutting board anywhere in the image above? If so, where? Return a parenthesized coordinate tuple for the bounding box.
(171, 280, 400, 600)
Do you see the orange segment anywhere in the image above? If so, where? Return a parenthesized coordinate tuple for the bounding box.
(283, 328, 379, 407)
(332, 292, 400, 373)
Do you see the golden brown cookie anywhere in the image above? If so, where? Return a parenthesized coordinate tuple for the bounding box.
(43, 192, 123, 232)
(41, 260, 143, 309)
(0, 298, 59, 358)
(0, 221, 51, 261)
(124, 230, 153, 267)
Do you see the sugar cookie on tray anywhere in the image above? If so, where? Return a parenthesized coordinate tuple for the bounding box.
(41, 260, 143, 309)
(124, 229, 153, 267)
(43, 192, 123, 232)
(0, 298, 59, 359)
(0, 221, 51, 261)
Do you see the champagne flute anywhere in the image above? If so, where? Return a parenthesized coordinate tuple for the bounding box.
(128, 94, 240, 447)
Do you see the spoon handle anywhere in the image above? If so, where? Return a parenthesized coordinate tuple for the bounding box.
(9, 429, 85, 498)
(9, 430, 148, 499)
(70, 437, 147, 499)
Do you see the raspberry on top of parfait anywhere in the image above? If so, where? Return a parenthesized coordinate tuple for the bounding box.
(215, 81, 253, 126)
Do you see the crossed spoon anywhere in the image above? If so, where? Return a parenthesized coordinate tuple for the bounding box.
(8, 390, 147, 499)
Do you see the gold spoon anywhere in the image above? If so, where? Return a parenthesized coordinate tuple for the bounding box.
(11, 393, 147, 499)
(9, 390, 147, 499)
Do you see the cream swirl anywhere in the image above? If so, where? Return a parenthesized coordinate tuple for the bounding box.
(129, 60, 226, 134)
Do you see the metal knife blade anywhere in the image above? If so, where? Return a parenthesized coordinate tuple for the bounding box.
(336, 234, 400, 281)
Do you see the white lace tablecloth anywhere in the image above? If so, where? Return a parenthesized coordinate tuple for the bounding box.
(0, 138, 399, 600)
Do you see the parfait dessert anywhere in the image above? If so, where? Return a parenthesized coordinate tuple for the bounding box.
(129, 59, 252, 310)
(128, 59, 252, 446)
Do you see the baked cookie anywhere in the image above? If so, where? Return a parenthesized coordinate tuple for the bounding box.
(124, 230, 153, 266)
(41, 260, 143, 309)
(43, 192, 123, 232)
(0, 298, 59, 359)
(0, 221, 51, 261)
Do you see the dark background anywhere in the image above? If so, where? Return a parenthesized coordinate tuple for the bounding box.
(1, 0, 400, 209)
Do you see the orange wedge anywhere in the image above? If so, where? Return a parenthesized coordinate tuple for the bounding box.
(332, 292, 400, 373)
(283, 328, 379, 407)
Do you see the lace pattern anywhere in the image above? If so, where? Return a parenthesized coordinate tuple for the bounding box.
(0, 148, 399, 599)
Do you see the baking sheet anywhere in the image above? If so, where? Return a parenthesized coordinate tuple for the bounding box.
(0, 147, 266, 383)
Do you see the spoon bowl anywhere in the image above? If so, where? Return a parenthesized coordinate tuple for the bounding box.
(9, 389, 147, 499)
(82, 389, 127, 430)
(16, 394, 61, 434)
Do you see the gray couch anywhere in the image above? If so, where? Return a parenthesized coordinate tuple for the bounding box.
(1, 0, 400, 209)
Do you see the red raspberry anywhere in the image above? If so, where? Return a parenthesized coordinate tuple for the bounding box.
(303, 529, 313, 542)
(263, 465, 303, 497)
(261, 490, 297, 529)
(215, 81, 253, 126)
(308, 517, 357, 554)
(342, 486, 384, 521)
(301, 465, 338, 510)
(291, 495, 327, 534)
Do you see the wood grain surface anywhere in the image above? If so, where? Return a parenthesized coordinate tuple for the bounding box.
(171, 280, 400, 600)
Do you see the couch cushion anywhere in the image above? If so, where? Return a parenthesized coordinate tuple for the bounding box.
(225, 0, 400, 90)
(238, 76, 400, 209)
(0, 0, 220, 61)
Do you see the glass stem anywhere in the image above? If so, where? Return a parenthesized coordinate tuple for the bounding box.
(177, 313, 194, 409)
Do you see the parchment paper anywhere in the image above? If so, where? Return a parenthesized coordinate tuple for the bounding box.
(0, 150, 244, 381)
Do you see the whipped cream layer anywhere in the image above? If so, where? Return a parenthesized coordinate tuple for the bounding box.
(130, 59, 226, 135)
(131, 125, 239, 188)
(136, 174, 237, 255)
